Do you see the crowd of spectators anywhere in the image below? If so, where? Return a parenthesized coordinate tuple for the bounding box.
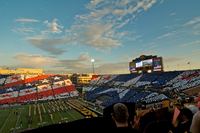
(107, 93, 200, 133)
(85, 70, 200, 108)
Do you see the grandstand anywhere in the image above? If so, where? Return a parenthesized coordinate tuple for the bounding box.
(84, 69, 200, 108)
(1, 69, 200, 132)
(0, 68, 43, 75)
(0, 74, 78, 104)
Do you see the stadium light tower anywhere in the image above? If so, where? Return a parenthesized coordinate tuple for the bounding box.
(91, 59, 95, 74)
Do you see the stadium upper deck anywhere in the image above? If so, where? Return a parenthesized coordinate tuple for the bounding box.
(84, 69, 200, 107)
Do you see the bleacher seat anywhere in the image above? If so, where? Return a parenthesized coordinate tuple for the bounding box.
(86, 70, 200, 108)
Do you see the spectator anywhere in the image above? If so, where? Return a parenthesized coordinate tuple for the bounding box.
(138, 110, 156, 132)
(112, 103, 130, 128)
(144, 121, 173, 133)
(111, 103, 140, 133)
(173, 108, 193, 133)
(190, 96, 200, 133)
(185, 104, 199, 115)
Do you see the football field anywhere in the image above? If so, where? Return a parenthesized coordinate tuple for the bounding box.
(0, 100, 84, 133)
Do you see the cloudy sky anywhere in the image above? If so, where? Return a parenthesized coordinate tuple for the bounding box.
(0, 0, 200, 74)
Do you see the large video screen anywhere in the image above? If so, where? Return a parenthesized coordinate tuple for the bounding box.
(136, 61, 143, 68)
(136, 59, 153, 68)
(130, 57, 163, 73)
(142, 59, 153, 67)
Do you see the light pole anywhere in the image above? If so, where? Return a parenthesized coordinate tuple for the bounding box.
(91, 59, 95, 74)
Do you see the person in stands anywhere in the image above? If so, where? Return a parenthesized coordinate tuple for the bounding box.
(173, 108, 193, 133)
(190, 93, 200, 133)
(143, 121, 173, 133)
(112, 103, 130, 128)
(111, 103, 140, 132)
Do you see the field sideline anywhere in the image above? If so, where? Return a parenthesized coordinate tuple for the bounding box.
(0, 99, 85, 133)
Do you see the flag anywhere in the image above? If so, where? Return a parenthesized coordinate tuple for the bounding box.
(52, 81, 65, 89)
(1, 93, 12, 97)
(0, 78, 6, 85)
(24, 74, 50, 84)
(4, 75, 24, 84)
(37, 84, 52, 92)
(19, 87, 37, 96)
(64, 79, 72, 86)
(0, 75, 10, 85)
(50, 75, 67, 83)
(0, 91, 18, 100)
(26, 83, 33, 87)
(54, 76, 61, 80)
(6, 88, 13, 92)
(172, 107, 180, 125)
(42, 79, 49, 83)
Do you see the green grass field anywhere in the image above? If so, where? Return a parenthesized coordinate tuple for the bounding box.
(0, 99, 85, 133)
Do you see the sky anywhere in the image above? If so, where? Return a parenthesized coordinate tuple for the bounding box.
(0, 0, 200, 74)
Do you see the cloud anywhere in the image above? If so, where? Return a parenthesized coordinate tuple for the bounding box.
(96, 62, 129, 74)
(156, 30, 177, 40)
(43, 18, 63, 34)
(140, 0, 157, 11)
(160, 0, 164, 4)
(13, 53, 92, 73)
(12, 27, 34, 34)
(164, 57, 183, 63)
(13, 53, 129, 74)
(193, 23, 200, 35)
(180, 40, 200, 47)
(14, 0, 158, 55)
(14, 18, 71, 55)
(15, 18, 39, 23)
(191, 49, 200, 56)
(183, 16, 200, 26)
(27, 36, 69, 45)
(169, 12, 176, 16)
(72, 23, 120, 49)
(88, 0, 104, 8)
(54, 53, 92, 70)
(26, 36, 69, 55)
(14, 53, 58, 68)
(70, 0, 158, 49)
(55, 61, 129, 74)
(183, 16, 200, 35)
(115, 0, 132, 7)
(78, 53, 91, 61)
(156, 16, 200, 42)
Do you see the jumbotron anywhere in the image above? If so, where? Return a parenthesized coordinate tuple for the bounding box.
(129, 55, 163, 73)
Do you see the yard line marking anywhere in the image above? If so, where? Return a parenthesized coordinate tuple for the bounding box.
(0, 110, 12, 133)
(14, 108, 22, 132)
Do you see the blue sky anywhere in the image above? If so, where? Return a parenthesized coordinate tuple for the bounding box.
(0, 0, 200, 74)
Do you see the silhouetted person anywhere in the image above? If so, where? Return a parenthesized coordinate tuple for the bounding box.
(174, 108, 193, 133)
(190, 110, 200, 133)
(111, 103, 140, 133)
(112, 103, 129, 128)
(144, 121, 173, 133)
(190, 97, 200, 133)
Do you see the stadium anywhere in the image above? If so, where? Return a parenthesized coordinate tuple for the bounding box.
(1, 0, 200, 132)
(0, 54, 200, 133)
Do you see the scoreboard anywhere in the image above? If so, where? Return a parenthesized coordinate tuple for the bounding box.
(129, 55, 163, 73)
